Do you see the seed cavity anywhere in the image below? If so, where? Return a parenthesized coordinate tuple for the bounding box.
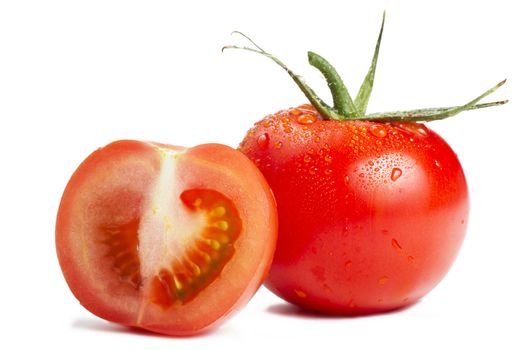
(100, 218, 142, 289)
(150, 188, 242, 308)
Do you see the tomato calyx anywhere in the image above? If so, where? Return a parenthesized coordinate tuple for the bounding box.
(223, 12, 507, 122)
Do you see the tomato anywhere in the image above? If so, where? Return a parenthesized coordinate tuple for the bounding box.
(239, 105, 468, 314)
(56, 140, 277, 335)
(227, 18, 504, 314)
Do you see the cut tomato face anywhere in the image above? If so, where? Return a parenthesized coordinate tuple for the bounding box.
(56, 140, 278, 336)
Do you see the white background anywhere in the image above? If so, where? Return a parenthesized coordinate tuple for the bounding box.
(1, 0, 523, 349)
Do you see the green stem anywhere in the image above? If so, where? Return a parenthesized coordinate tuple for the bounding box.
(359, 80, 507, 122)
(223, 42, 343, 120)
(355, 11, 385, 115)
(307, 51, 357, 118)
(223, 23, 507, 123)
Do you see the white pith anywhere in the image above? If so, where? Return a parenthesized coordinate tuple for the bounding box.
(137, 146, 207, 282)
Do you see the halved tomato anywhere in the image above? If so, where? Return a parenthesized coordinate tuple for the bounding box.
(56, 140, 278, 336)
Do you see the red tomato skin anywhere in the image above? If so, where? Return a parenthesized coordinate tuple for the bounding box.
(56, 140, 278, 335)
(239, 105, 469, 314)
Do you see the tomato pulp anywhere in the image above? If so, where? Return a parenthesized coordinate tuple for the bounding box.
(56, 140, 277, 335)
(240, 105, 469, 314)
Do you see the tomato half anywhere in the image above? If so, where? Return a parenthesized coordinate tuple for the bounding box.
(239, 105, 469, 314)
(56, 140, 277, 335)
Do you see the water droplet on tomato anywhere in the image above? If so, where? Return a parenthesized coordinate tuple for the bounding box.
(324, 168, 333, 175)
(417, 125, 428, 136)
(324, 155, 332, 163)
(257, 133, 269, 149)
(295, 289, 307, 298)
(303, 155, 312, 163)
(345, 260, 352, 270)
(290, 108, 301, 116)
(391, 238, 402, 252)
(309, 166, 318, 174)
(391, 168, 402, 181)
(378, 276, 388, 285)
(297, 114, 316, 125)
(370, 124, 387, 138)
(274, 141, 283, 150)
(314, 136, 321, 143)
(344, 175, 350, 184)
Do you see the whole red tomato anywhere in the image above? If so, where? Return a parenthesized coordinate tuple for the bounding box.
(228, 16, 506, 314)
(240, 106, 468, 314)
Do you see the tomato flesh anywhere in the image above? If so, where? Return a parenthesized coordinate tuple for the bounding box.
(56, 140, 277, 335)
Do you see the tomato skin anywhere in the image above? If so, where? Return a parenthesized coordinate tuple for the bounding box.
(56, 140, 277, 335)
(239, 105, 468, 314)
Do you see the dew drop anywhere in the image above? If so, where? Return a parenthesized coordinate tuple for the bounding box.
(283, 127, 292, 133)
(257, 133, 269, 149)
(303, 155, 312, 163)
(391, 168, 402, 181)
(359, 173, 365, 178)
(297, 114, 316, 125)
(391, 238, 403, 252)
(324, 168, 333, 175)
(309, 166, 318, 174)
(370, 124, 387, 138)
(290, 109, 301, 116)
(417, 125, 428, 136)
(281, 116, 290, 123)
(314, 136, 321, 143)
(324, 155, 332, 163)
(295, 289, 307, 298)
(378, 276, 389, 285)
(274, 141, 283, 150)
(344, 175, 350, 184)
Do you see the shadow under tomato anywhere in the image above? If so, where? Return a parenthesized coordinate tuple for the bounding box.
(72, 317, 232, 338)
(266, 301, 419, 319)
